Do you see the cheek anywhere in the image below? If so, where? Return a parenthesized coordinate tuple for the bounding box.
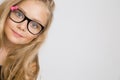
(5, 18, 15, 28)
(23, 35, 37, 44)
(4, 19, 14, 39)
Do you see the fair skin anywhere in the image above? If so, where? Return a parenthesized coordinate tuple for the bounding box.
(0, 0, 49, 65)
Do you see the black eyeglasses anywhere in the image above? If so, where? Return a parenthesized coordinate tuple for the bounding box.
(9, 8, 45, 35)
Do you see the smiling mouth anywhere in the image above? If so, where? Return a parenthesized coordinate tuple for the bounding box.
(11, 29, 24, 38)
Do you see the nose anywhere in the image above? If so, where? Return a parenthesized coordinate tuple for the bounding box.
(17, 20, 28, 31)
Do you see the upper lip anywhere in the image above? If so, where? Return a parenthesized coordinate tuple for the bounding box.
(12, 29, 24, 37)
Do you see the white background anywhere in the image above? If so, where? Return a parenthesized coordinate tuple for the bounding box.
(0, 0, 120, 80)
(38, 0, 120, 80)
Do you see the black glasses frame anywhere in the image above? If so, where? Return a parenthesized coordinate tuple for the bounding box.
(9, 9, 45, 35)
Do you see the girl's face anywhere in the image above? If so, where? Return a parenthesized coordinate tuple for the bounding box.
(4, 0, 49, 45)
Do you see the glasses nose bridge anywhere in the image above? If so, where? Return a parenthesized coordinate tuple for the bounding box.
(18, 16, 30, 30)
(22, 16, 31, 25)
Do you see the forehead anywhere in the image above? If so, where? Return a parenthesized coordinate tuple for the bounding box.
(17, 0, 49, 26)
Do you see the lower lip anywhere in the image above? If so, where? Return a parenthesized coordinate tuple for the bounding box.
(12, 29, 23, 38)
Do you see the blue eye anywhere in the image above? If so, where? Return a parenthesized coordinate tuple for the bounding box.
(28, 21, 42, 34)
(15, 10, 24, 19)
(31, 22, 39, 29)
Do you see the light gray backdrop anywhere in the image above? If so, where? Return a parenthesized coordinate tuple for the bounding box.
(0, 0, 120, 80)
(38, 0, 120, 80)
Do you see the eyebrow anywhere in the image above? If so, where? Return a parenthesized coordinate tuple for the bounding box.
(18, 7, 44, 27)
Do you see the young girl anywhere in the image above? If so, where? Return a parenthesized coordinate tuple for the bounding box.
(0, 0, 55, 80)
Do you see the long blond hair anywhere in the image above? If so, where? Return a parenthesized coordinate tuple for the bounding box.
(0, 0, 55, 80)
